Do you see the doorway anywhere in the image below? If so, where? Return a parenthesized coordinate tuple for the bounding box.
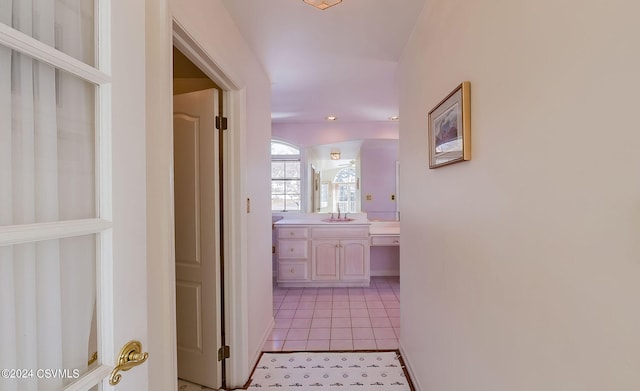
(173, 46, 226, 389)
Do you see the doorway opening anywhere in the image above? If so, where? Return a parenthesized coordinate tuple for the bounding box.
(172, 45, 227, 389)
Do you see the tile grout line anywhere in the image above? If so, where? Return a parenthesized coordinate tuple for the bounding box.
(265, 277, 400, 352)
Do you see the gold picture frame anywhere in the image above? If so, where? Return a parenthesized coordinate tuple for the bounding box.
(428, 81, 471, 168)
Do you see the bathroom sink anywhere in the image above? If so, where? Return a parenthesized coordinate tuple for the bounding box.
(321, 218, 356, 223)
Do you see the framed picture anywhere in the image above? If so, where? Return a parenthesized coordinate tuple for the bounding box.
(428, 81, 471, 168)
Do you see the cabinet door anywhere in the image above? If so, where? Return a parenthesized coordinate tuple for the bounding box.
(311, 240, 340, 281)
(340, 240, 370, 280)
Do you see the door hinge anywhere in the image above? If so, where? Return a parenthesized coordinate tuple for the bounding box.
(215, 116, 228, 131)
(218, 345, 230, 361)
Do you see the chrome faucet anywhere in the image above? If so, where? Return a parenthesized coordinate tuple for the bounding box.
(337, 205, 341, 220)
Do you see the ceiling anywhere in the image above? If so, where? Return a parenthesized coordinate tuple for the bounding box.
(221, 0, 426, 124)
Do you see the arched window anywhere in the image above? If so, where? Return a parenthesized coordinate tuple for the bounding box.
(334, 167, 358, 213)
(271, 140, 301, 211)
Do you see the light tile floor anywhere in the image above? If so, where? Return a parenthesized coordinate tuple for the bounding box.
(263, 276, 400, 352)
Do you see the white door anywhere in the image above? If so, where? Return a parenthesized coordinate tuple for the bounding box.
(173, 89, 222, 388)
(0, 2, 149, 390)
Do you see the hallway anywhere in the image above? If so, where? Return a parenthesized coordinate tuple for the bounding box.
(264, 277, 400, 351)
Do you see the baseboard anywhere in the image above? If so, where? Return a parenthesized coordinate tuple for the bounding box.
(370, 269, 400, 277)
(399, 340, 422, 391)
(249, 316, 275, 375)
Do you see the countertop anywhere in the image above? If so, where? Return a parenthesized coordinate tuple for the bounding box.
(369, 221, 400, 236)
(274, 218, 370, 226)
(274, 216, 400, 235)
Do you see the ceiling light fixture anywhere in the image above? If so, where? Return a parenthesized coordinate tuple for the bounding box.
(326, 116, 337, 121)
(330, 152, 341, 160)
(303, 0, 343, 11)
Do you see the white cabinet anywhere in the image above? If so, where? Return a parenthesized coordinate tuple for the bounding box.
(276, 223, 370, 287)
(311, 239, 369, 282)
(276, 227, 310, 283)
(311, 240, 339, 281)
(370, 235, 400, 246)
(339, 240, 369, 281)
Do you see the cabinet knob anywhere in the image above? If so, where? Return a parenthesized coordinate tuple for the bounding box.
(289, 232, 294, 236)
(290, 248, 294, 252)
(290, 268, 295, 273)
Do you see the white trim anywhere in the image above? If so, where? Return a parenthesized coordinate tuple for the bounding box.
(172, 20, 239, 91)
(146, 1, 178, 390)
(98, 228, 115, 380)
(370, 270, 400, 277)
(96, 2, 115, 389)
(224, 88, 250, 387)
(398, 342, 422, 391)
(253, 317, 275, 364)
(395, 160, 400, 220)
(0, 219, 112, 246)
(97, 0, 112, 75)
(270, 138, 308, 213)
(62, 365, 112, 391)
(0, 22, 110, 85)
(98, 83, 113, 221)
(170, 22, 250, 388)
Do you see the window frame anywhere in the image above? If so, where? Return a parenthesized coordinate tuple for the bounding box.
(333, 166, 359, 213)
(271, 139, 306, 213)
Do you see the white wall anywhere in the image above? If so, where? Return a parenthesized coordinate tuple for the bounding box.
(361, 139, 398, 220)
(398, 0, 640, 390)
(272, 121, 398, 147)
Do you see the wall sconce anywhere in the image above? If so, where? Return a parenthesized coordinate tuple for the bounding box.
(330, 152, 341, 160)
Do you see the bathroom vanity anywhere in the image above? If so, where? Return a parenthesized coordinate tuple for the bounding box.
(369, 220, 400, 247)
(275, 217, 371, 287)
(274, 216, 401, 287)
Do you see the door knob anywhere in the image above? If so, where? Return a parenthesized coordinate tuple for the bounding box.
(109, 340, 149, 385)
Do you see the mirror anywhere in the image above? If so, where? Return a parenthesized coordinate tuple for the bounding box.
(306, 139, 399, 220)
(307, 140, 362, 214)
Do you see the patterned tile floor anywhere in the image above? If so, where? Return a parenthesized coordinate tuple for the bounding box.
(263, 276, 400, 351)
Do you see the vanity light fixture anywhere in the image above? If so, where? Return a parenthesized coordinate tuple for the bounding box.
(330, 152, 341, 160)
(303, 0, 342, 10)
(326, 115, 337, 121)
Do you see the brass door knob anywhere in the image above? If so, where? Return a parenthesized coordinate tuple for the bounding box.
(109, 340, 149, 385)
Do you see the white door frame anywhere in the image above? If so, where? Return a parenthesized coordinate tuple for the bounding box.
(173, 22, 250, 386)
(145, 6, 251, 388)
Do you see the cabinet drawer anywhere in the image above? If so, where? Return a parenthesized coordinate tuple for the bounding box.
(278, 240, 309, 259)
(278, 262, 309, 281)
(311, 227, 369, 239)
(278, 227, 309, 239)
(370, 235, 400, 246)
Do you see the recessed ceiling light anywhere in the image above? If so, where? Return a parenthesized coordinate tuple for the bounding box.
(303, 0, 342, 10)
(389, 116, 399, 121)
(326, 116, 337, 121)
